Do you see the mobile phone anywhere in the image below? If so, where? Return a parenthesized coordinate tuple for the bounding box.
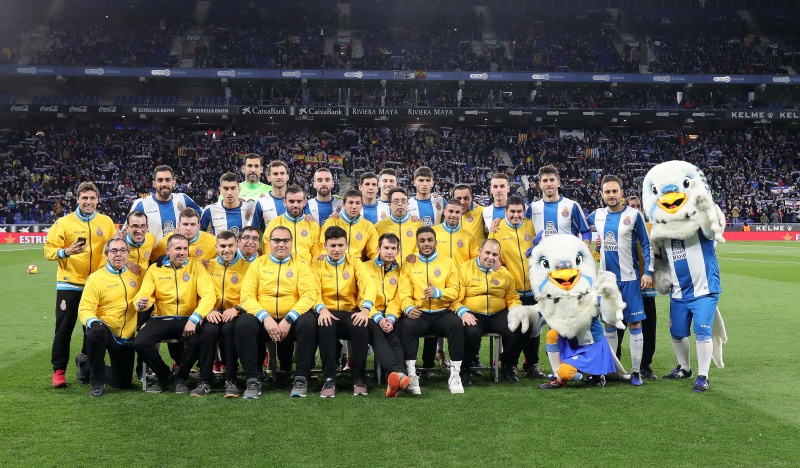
(77, 236, 87, 245)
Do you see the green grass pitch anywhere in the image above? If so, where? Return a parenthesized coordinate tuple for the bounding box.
(0, 242, 798, 467)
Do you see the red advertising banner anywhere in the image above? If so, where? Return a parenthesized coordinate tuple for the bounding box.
(2, 232, 48, 244)
(722, 231, 800, 241)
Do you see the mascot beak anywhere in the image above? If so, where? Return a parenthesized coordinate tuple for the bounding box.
(658, 191, 687, 214)
(548, 260, 580, 290)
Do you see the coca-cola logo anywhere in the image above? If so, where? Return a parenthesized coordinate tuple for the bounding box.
(39, 106, 58, 112)
(10, 105, 29, 112)
(98, 106, 117, 113)
(68, 106, 88, 113)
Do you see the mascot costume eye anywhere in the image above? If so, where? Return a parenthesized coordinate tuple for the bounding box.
(642, 160, 727, 392)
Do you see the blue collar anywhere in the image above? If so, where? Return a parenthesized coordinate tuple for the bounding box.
(75, 208, 96, 222)
(269, 254, 291, 265)
(105, 261, 128, 274)
(283, 211, 304, 223)
(475, 257, 490, 274)
(374, 256, 398, 272)
(363, 201, 378, 209)
(125, 232, 144, 248)
(341, 211, 361, 224)
(216, 252, 243, 266)
(441, 222, 460, 233)
(390, 212, 410, 223)
(504, 218, 523, 229)
(185, 231, 200, 244)
(238, 248, 257, 263)
(543, 196, 564, 205)
(325, 255, 346, 266)
(418, 250, 438, 263)
(163, 257, 188, 269)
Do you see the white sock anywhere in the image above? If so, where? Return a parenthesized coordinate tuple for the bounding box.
(696, 336, 713, 377)
(405, 360, 417, 377)
(671, 337, 691, 371)
(546, 352, 561, 377)
(604, 324, 618, 355)
(630, 328, 644, 373)
(450, 360, 462, 377)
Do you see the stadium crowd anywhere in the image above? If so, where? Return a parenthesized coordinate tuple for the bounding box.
(2, 126, 798, 227)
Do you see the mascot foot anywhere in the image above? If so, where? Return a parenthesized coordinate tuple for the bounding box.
(539, 378, 566, 390)
(692, 376, 709, 392)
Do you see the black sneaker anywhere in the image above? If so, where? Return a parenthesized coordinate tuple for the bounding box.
(224, 380, 240, 398)
(175, 378, 189, 394)
(539, 378, 566, 389)
(190, 381, 212, 397)
(145, 380, 164, 393)
(591, 375, 606, 387)
(526, 363, 546, 379)
(320, 377, 336, 398)
(663, 366, 693, 380)
(75, 354, 89, 385)
(640, 367, 658, 380)
(471, 357, 484, 377)
(243, 378, 262, 399)
(460, 372, 473, 387)
(501, 365, 519, 383)
(290, 376, 308, 398)
(353, 379, 368, 396)
(89, 383, 105, 397)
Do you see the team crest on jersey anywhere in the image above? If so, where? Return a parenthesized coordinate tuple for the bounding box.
(129, 280, 137, 287)
(286, 269, 294, 278)
(355, 232, 363, 241)
(60, 300, 67, 311)
(406, 230, 413, 238)
(335, 206, 342, 213)
(144, 249, 151, 259)
(195, 247, 203, 257)
(604, 231, 619, 252)
(544, 221, 558, 237)
(623, 216, 632, 226)
(389, 277, 397, 286)
(380, 212, 388, 220)
(561, 207, 569, 218)
(245, 211, 253, 221)
(671, 241, 687, 261)
(435, 203, 442, 211)
(177, 203, 185, 211)
(300, 229, 308, 238)
(96, 227, 104, 237)
(164, 220, 175, 234)
(182, 273, 190, 282)
(492, 278, 500, 286)
(466, 216, 474, 223)
(433, 267, 441, 277)
(524, 232, 532, 242)
(343, 271, 350, 280)
(230, 273, 239, 284)
(457, 239, 464, 248)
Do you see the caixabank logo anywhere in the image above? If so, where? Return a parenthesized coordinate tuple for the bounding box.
(297, 107, 343, 116)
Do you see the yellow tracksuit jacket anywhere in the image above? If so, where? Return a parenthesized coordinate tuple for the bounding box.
(363, 256, 403, 323)
(461, 204, 486, 243)
(400, 250, 459, 314)
(266, 212, 320, 264)
(453, 258, 522, 318)
(433, 222, 479, 266)
(135, 257, 216, 325)
(375, 213, 423, 265)
(207, 253, 255, 311)
(126, 232, 157, 273)
(78, 262, 141, 340)
(153, 231, 217, 263)
(44, 209, 117, 290)
(311, 255, 377, 314)
(320, 212, 378, 260)
(489, 218, 535, 297)
(238, 254, 317, 323)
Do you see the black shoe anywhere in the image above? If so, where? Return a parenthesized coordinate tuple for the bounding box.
(89, 383, 105, 397)
(460, 373, 472, 387)
(663, 365, 693, 380)
(525, 363, 546, 379)
(75, 354, 89, 385)
(471, 357, 484, 377)
(501, 365, 519, 383)
(419, 369, 434, 379)
(175, 378, 189, 394)
(640, 367, 658, 380)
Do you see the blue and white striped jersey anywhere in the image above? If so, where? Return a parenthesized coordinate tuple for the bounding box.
(306, 197, 343, 225)
(200, 200, 257, 236)
(129, 194, 201, 242)
(408, 195, 444, 226)
(587, 206, 653, 282)
(529, 196, 591, 241)
(251, 193, 286, 231)
(660, 229, 721, 299)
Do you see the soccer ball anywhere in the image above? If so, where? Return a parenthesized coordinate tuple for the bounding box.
(27, 265, 38, 274)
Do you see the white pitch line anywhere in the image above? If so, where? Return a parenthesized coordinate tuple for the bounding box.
(717, 256, 800, 265)
(0, 247, 43, 252)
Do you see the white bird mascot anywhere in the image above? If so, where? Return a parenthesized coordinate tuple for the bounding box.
(508, 234, 630, 389)
(642, 160, 727, 392)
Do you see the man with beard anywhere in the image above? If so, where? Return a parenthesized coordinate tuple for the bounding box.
(320, 189, 378, 261)
(375, 187, 423, 266)
(123, 210, 157, 277)
(238, 153, 271, 201)
(130, 165, 201, 242)
(266, 185, 320, 264)
(253, 161, 291, 228)
(376, 169, 397, 222)
(306, 167, 342, 225)
(452, 184, 486, 243)
(153, 208, 217, 265)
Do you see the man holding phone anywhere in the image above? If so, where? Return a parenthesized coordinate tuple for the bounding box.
(45, 182, 116, 388)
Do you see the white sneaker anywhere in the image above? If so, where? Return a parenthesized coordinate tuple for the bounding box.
(406, 375, 421, 395)
(448, 373, 464, 394)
